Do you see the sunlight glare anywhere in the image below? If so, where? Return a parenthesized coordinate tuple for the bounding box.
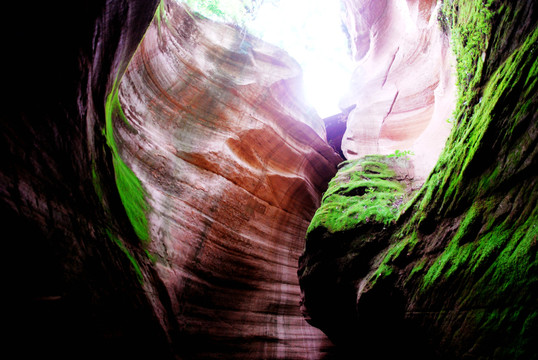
(249, 0, 354, 118)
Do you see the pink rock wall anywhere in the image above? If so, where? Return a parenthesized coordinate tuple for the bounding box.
(114, 1, 340, 358)
(340, 0, 456, 181)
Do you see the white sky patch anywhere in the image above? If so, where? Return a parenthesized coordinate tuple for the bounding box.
(248, 0, 354, 118)
(178, 0, 355, 118)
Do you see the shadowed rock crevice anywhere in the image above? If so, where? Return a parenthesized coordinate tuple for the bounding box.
(3, 0, 178, 358)
(3, 0, 536, 359)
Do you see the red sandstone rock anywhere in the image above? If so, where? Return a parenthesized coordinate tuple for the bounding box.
(114, 1, 341, 357)
(340, 0, 456, 181)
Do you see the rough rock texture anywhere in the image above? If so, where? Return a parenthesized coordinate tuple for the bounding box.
(299, 154, 423, 357)
(305, 155, 418, 235)
(110, 1, 340, 357)
(2, 0, 341, 359)
(340, 0, 456, 181)
(299, 0, 538, 358)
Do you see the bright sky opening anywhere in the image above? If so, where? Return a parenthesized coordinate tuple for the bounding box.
(248, 0, 355, 118)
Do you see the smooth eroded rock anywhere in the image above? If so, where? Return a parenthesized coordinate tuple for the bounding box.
(111, 1, 341, 357)
(340, 0, 456, 181)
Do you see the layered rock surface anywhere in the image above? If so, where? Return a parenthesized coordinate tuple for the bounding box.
(340, 0, 456, 181)
(5, 0, 535, 358)
(111, 1, 341, 358)
(3, 0, 341, 358)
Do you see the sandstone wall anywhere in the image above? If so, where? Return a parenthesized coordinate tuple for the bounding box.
(340, 0, 456, 181)
(112, 1, 341, 357)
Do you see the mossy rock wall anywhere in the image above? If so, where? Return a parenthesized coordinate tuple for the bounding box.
(299, 1, 537, 358)
(307, 155, 416, 235)
(299, 154, 419, 349)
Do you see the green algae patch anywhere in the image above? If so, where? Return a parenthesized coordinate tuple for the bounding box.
(105, 88, 151, 245)
(106, 229, 144, 285)
(307, 156, 412, 235)
(91, 160, 104, 202)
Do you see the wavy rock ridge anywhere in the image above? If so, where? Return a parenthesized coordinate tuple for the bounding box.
(3, 0, 341, 358)
(340, 0, 456, 181)
(111, 1, 341, 358)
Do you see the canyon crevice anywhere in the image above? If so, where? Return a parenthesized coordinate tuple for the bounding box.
(2, 0, 536, 359)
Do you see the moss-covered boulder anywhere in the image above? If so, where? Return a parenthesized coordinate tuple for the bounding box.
(298, 154, 420, 350)
(307, 155, 417, 235)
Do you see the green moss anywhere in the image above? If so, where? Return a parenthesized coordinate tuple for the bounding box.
(440, 0, 494, 108)
(419, 21, 538, 290)
(106, 229, 144, 284)
(474, 206, 538, 300)
(387, 149, 414, 158)
(369, 239, 408, 285)
(307, 156, 409, 234)
(369, 263, 395, 287)
(105, 86, 151, 245)
(407, 258, 427, 283)
(88, 3, 164, 287)
(452, 201, 485, 244)
(145, 249, 158, 264)
(422, 196, 537, 293)
(182, 0, 256, 26)
(155, 0, 170, 29)
(91, 160, 104, 201)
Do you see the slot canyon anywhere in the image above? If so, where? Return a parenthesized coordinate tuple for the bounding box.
(2, 0, 536, 359)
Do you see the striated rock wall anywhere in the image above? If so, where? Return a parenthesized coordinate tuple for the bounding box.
(3, 0, 340, 358)
(7, 0, 534, 358)
(299, 0, 538, 358)
(111, 0, 341, 358)
(340, 0, 456, 181)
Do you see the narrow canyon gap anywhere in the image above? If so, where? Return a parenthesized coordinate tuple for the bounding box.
(2, 0, 536, 359)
